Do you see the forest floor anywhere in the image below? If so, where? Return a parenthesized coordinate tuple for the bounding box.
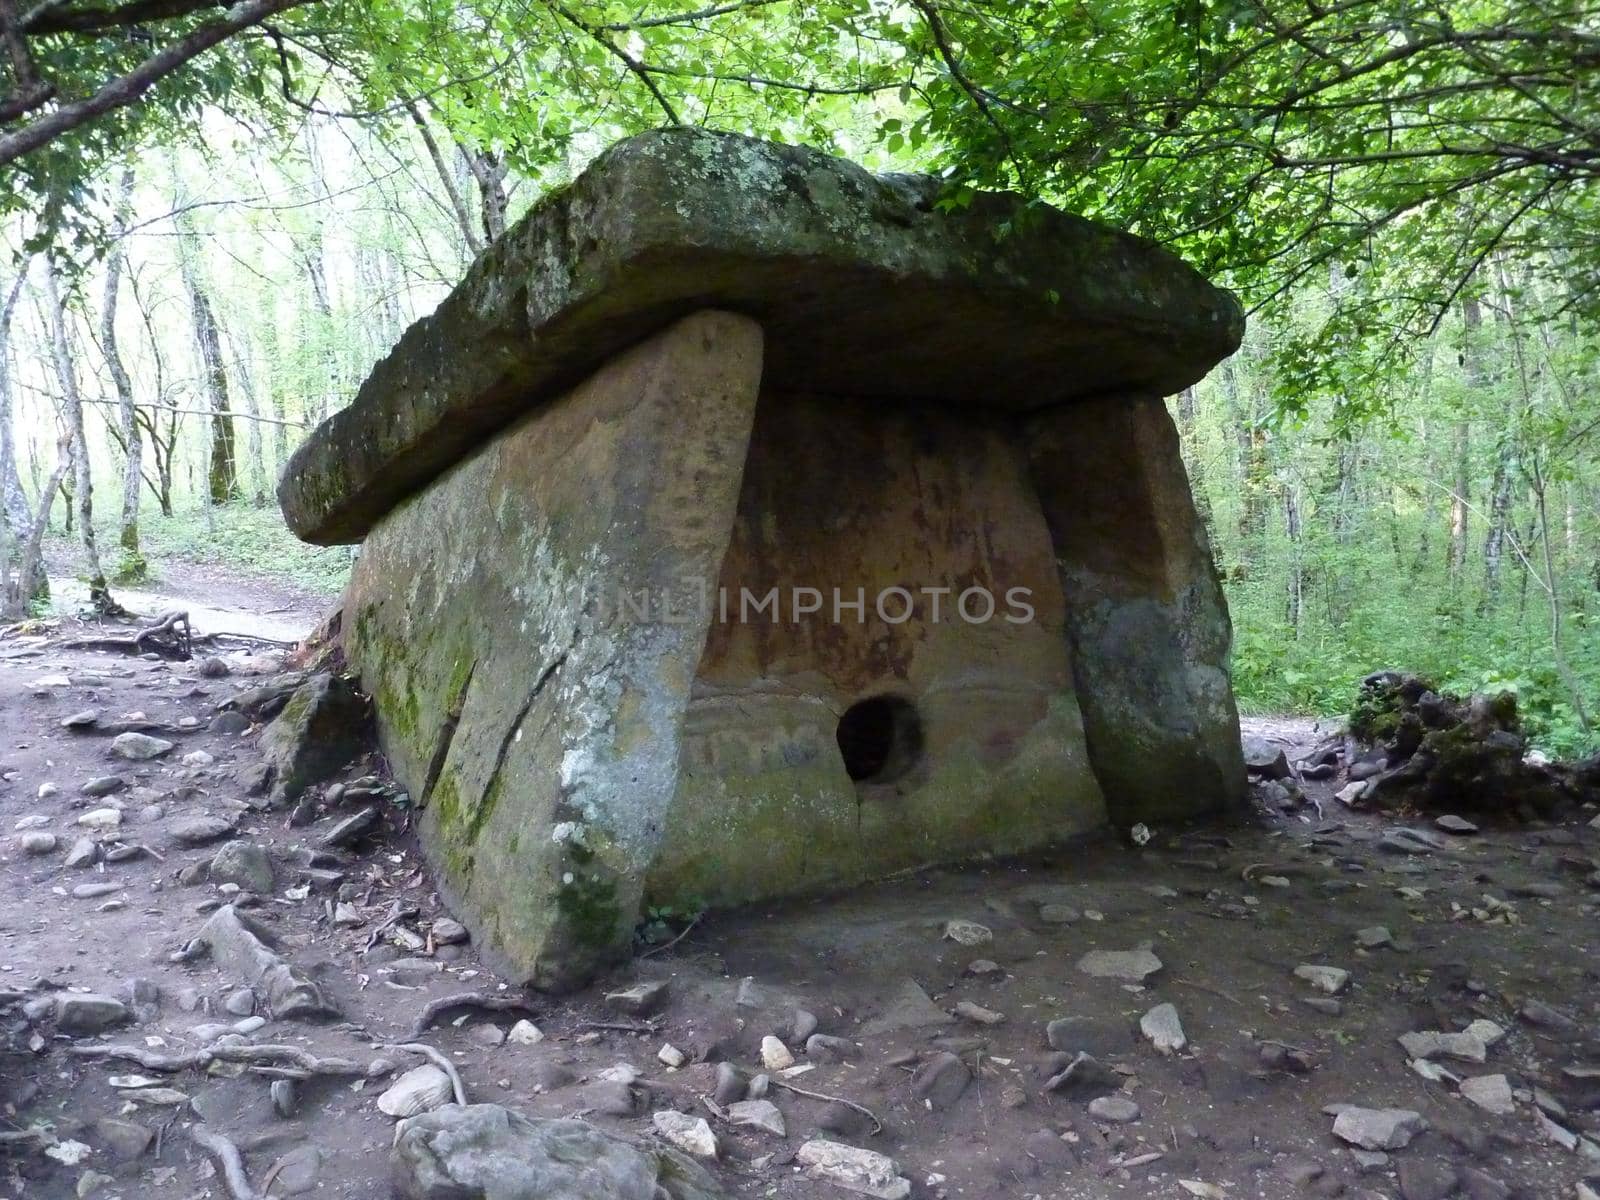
(2, 578, 1600, 1199)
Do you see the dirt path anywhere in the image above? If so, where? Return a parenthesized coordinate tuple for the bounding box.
(2, 586, 1599, 1199)
(45, 560, 326, 646)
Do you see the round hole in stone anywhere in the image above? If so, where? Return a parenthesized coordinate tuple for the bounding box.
(836, 695, 923, 784)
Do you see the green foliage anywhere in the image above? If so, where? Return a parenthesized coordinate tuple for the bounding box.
(635, 898, 706, 948)
(138, 504, 350, 595)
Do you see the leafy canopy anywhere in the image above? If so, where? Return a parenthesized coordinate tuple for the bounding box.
(4, 0, 1596, 419)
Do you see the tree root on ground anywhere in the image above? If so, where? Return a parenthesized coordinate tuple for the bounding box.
(411, 991, 539, 1036)
(53, 609, 193, 659)
(188, 1124, 260, 1200)
(68, 1042, 366, 1077)
(187, 905, 340, 1020)
(381, 1042, 467, 1105)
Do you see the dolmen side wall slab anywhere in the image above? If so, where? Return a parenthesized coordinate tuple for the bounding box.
(282, 129, 1247, 990)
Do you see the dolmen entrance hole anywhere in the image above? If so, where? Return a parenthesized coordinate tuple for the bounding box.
(837, 696, 923, 785)
(279, 129, 1248, 990)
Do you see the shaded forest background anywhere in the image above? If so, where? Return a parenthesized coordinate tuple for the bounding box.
(1, 0, 1596, 753)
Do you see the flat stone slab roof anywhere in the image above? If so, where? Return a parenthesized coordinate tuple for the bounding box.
(279, 129, 1243, 544)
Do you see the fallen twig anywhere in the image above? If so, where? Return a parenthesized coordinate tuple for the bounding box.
(767, 1077, 883, 1135)
(574, 1019, 657, 1035)
(637, 913, 702, 959)
(382, 1042, 467, 1105)
(188, 1124, 260, 1200)
(1172, 977, 1244, 1008)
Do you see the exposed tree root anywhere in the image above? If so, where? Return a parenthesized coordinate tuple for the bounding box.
(412, 991, 539, 1036)
(382, 1042, 467, 1105)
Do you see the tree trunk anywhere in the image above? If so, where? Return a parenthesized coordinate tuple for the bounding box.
(1450, 296, 1481, 588)
(301, 252, 338, 425)
(178, 228, 240, 504)
(232, 330, 268, 504)
(102, 167, 146, 580)
(1174, 385, 1213, 537)
(1, 434, 70, 619)
(464, 145, 509, 243)
(0, 263, 33, 542)
(41, 263, 119, 615)
(1283, 475, 1304, 635)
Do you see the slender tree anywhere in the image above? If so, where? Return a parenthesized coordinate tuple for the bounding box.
(101, 165, 145, 579)
(177, 216, 240, 503)
(40, 262, 119, 615)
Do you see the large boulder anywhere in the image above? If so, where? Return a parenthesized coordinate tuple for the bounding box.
(391, 1103, 726, 1200)
(258, 672, 370, 805)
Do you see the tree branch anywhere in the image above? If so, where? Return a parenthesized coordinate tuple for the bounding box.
(0, 0, 320, 168)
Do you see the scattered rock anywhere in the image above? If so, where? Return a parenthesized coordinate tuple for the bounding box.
(797, 1139, 910, 1200)
(182, 750, 215, 767)
(170, 815, 235, 846)
(211, 710, 252, 735)
(1379, 828, 1450, 855)
(1294, 964, 1351, 994)
(1399, 1030, 1487, 1064)
(77, 807, 122, 829)
(54, 993, 131, 1035)
(432, 916, 469, 945)
(1242, 735, 1292, 779)
(469, 1023, 505, 1048)
(1140, 1003, 1187, 1054)
(1397, 1160, 1459, 1200)
(1077, 947, 1163, 982)
(954, 1000, 1004, 1025)
(859, 979, 955, 1035)
(1519, 998, 1577, 1031)
(1459, 1074, 1515, 1115)
(1354, 925, 1394, 949)
(209, 840, 275, 893)
(942, 918, 992, 946)
(92, 1118, 151, 1161)
(1331, 1106, 1427, 1151)
(110, 732, 174, 761)
(222, 988, 256, 1017)
(80, 775, 126, 797)
(318, 805, 379, 849)
(1043, 1051, 1122, 1098)
(72, 881, 123, 899)
(378, 1064, 456, 1118)
(910, 1052, 970, 1110)
(1088, 1095, 1141, 1123)
(19, 832, 57, 856)
(806, 1034, 856, 1063)
(1038, 904, 1080, 925)
(392, 1103, 727, 1199)
(271, 1078, 298, 1118)
(713, 1063, 746, 1105)
(61, 709, 99, 729)
(605, 980, 668, 1016)
(760, 1035, 794, 1071)
(727, 1099, 785, 1137)
(652, 1111, 718, 1159)
(658, 1043, 687, 1068)
(1435, 815, 1479, 834)
(507, 1019, 544, 1045)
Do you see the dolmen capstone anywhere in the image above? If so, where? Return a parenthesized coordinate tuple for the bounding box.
(279, 129, 1246, 990)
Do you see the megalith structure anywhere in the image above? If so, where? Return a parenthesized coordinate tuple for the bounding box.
(279, 129, 1246, 990)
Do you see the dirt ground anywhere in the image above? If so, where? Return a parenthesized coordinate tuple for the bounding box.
(2, 587, 1600, 1199)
